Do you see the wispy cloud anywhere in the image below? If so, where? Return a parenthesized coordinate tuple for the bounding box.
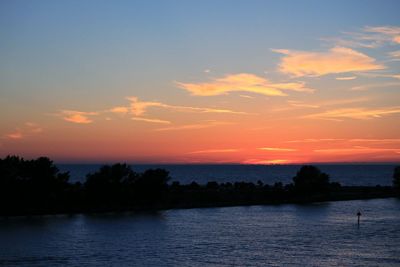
(257, 147, 297, 152)
(336, 76, 357, 80)
(155, 121, 233, 131)
(324, 25, 400, 48)
(364, 26, 400, 44)
(3, 122, 43, 140)
(273, 47, 385, 77)
(287, 100, 320, 109)
(388, 50, 400, 60)
(176, 73, 313, 96)
(273, 97, 369, 113)
(286, 138, 344, 143)
(314, 147, 400, 154)
(304, 106, 400, 120)
(320, 97, 370, 107)
(350, 82, 400, 91)
(61, 110, 98, 124)
(109, 106, 129, 114)
(6, 131, 23, 140)
(243, 159, 291, 164)
(349, 138, 400, 143)
(127, 96, 249, 116)
(188, 149, 239, 154)
(287, 138, 400, 144)
(131, 117, 171, 124)
(239, 94, 255, 99)
(60, 96, 249, 125)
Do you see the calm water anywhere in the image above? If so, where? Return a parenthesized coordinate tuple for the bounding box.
(59, 164, 398, 186)
(1, 198, 399, 266)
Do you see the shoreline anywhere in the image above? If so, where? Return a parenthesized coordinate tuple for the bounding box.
(1, 186, 396, 217)
(2, 157, 398, 218)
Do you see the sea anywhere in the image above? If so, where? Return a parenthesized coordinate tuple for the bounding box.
(1, 198, 399, 266)
(1, 164, 399, 266)
(58, 164, 398, 186)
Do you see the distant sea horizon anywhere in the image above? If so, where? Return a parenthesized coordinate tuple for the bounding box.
(58, 163, 399, 187)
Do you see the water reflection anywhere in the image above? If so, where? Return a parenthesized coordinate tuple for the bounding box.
(1, 199, 399, 266)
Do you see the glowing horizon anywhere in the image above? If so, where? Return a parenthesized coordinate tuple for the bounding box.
(1, 1, 400, 164)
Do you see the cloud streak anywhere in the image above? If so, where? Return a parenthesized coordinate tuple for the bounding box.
(364, 26, 400, 44)
(3, 122, 43, 140)
(336, 76, 357, 80)
(188, 149, 239, 154)
(323, 25, 400, 48)
(258, 147, 297, 152)
(350, 82, 400, 91)
(304, 106, 400, 120)
(176, 73, 313, 96)
(243, 159, 291, 164)
(60, 96, 249, 125)
(61, 110, 98, 124)
(273, 47, 384, 77)
(155, 121, 233, 131)
(314, 147, 400, 155)
(131, 117, 171, 124)
(127, 96, 250, 116)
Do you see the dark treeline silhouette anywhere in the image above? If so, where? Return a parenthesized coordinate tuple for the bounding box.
(0, 156, 397, 216)
(394, 166, 400, 193)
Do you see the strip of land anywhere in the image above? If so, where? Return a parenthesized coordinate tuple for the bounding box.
(0, 156, 398, 216)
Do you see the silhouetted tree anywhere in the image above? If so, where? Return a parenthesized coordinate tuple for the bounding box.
(206, 181, 219, 190)
(0, 155, 70, 213)
(134, 168, 170, 205)
(293, 165, 330, 194)
(393, 166, 400, 193)
(84, 163, 138, 204)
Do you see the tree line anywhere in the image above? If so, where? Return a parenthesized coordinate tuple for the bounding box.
(0, 156, 398, 216)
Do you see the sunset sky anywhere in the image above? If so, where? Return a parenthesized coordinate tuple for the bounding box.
(1, 0, 400, 163)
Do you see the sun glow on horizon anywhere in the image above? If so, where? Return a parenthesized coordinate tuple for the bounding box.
(0, 1, 399, 164)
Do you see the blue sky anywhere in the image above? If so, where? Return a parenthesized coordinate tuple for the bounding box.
(1, 0, 400, 163)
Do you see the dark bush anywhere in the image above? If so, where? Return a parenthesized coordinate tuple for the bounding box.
(393, 166, 400, 192)
(293, 165, 330, 194)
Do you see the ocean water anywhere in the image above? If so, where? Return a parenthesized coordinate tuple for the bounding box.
(58, 164, 398, 186)
(1, 198, 399, 266)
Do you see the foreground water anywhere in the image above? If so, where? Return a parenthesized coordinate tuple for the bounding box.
(1, 198, 399, 266)
(59, 164, 397, 186)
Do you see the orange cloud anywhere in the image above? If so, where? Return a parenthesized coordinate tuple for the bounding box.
(6, 131, 23, 140)
(350, 82, 400, 91)
(324, 25, 400, 48)
(388, 50, 400, 60)
(131, 117, 171, 124)
(188, 149, 239, 154)
(336, 76, 357, 80)
(258, 147, 297, 152)
(127, 97, 166, 116)
(61, 110, 98, 124)
(273, 97, 369, 113)
(314, 147, 400, 155)
(273, 47, 384, 77)
(304, 106, 400, 120)
(349, 138, 400, 143)
(127, 96, 249, 116)
(287, 138, 400, 145)
(155, 121, 233, 131)
(243, 159, 292, 164)
(25, 123, 42, 133)
(4, 122, 43, 140)
(176, 73, 313, 96)
(109, 106, 129, 114)
(364, 26, 400, 44)
(286, 138, 344, 143)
